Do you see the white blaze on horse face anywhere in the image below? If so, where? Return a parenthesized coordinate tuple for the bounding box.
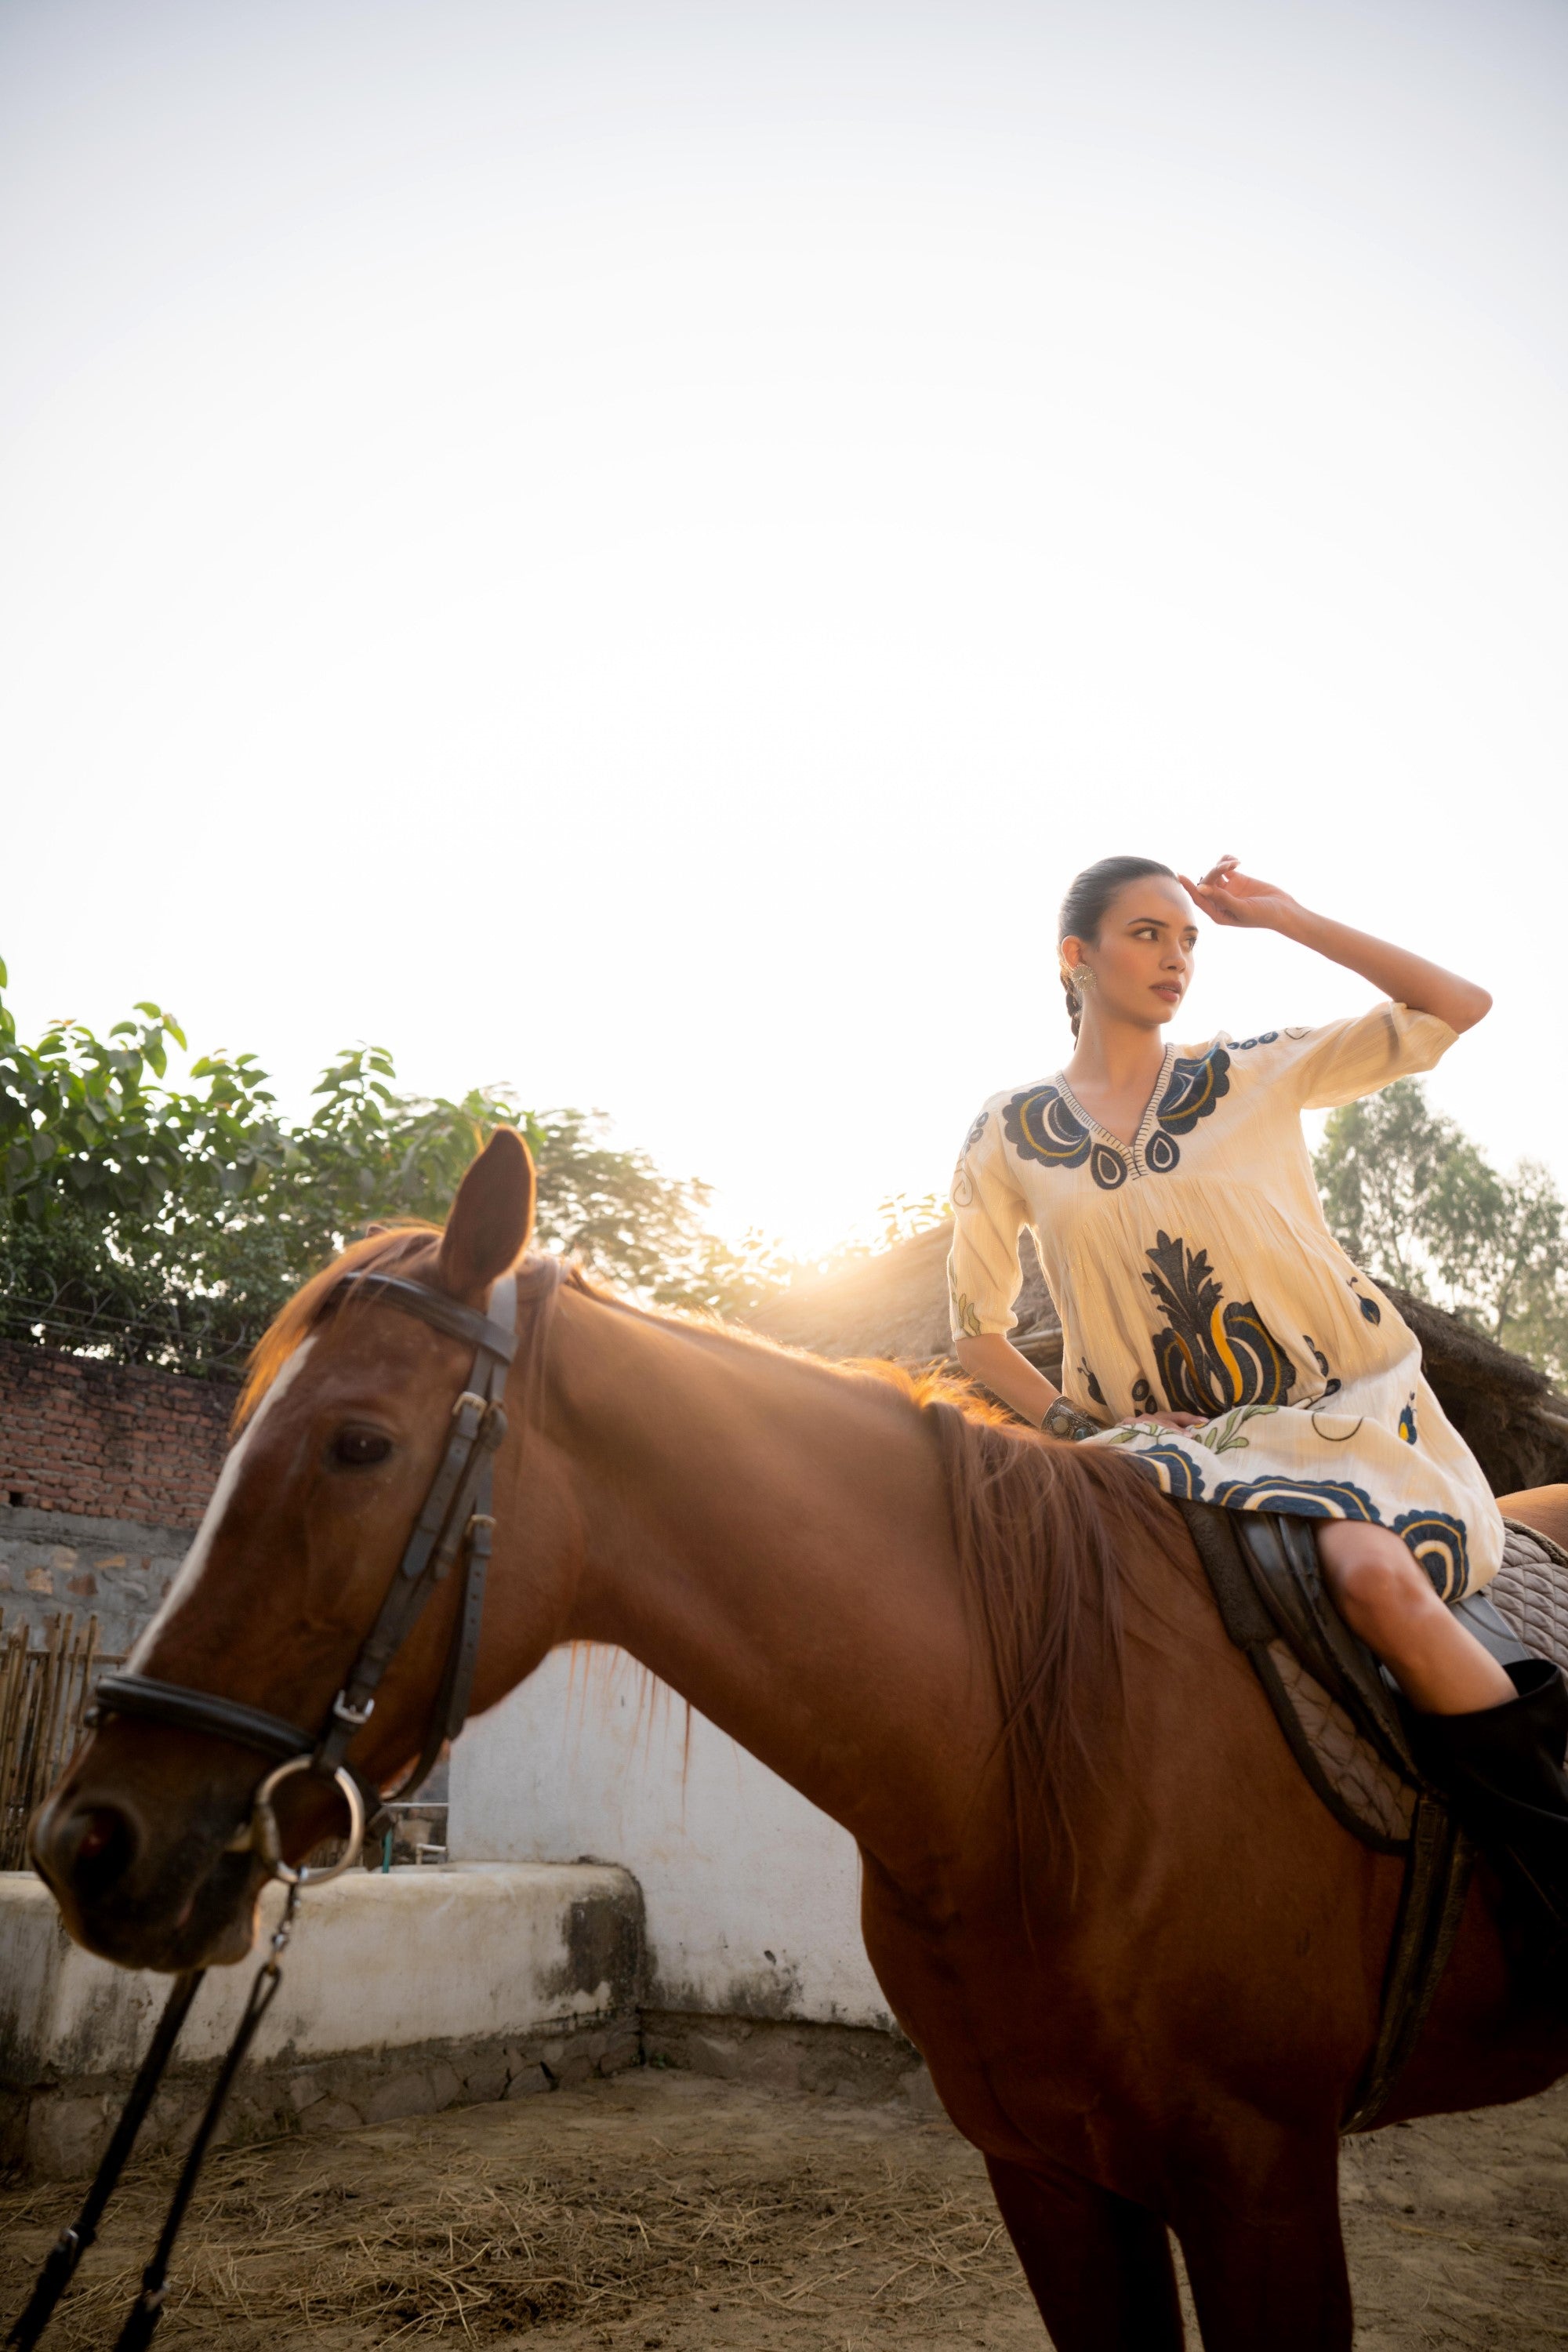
(126, 1340, 318, 1670)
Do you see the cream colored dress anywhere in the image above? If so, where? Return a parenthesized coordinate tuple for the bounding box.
(947, 1003, 1503, 1600)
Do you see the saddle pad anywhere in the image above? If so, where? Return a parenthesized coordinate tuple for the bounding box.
(1184, 1508, 1568, 1854)
(1266, 1645, 1414, 1846)
(1489, 1518, 1568, 1671)
(1179, 1504, 1568, 2133)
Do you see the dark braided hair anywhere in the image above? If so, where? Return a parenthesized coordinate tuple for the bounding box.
(1058, 855, 1178, 1041)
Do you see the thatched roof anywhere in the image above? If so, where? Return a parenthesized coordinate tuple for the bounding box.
(1383, 1287, 1568, 1497)
(746, 1225, 1568, 1499)
(749, 1222, 1062, 1379)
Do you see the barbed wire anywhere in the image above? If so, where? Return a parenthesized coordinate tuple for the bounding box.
(0, 1294, 250, 1381)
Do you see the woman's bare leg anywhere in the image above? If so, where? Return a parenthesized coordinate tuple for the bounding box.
(1316, 1521, 1515, 1714)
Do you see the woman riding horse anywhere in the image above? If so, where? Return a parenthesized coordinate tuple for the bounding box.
(949, 852, 1568, 1948)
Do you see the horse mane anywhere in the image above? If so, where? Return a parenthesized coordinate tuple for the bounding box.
(920, 1396, 1189, 1849)
(239, 1237, 1189, 1843)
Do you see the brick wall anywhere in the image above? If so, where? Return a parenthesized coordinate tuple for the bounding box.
(0, 1341, 230, 1526)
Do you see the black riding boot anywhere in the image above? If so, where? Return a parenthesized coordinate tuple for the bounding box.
(1411, 1659, 1568, 1979)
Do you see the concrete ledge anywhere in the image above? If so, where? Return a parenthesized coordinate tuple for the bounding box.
(2, 1863, 643, 2177)
(644, 2009, 942, 2115)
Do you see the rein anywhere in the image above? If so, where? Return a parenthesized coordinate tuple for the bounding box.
(10, 1258, 561, 2352)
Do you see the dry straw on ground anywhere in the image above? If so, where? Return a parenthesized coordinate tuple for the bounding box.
(3, 2137, 1015, 2345)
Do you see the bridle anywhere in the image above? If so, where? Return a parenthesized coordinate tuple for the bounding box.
(13, 1257, 561, 2352)
(86, 1265, 525, 1886)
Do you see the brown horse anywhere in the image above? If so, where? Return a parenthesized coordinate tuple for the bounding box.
(30, 1131, 1568, 2351)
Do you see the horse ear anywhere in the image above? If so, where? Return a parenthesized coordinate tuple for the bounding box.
(436, 1127, 537, 1301)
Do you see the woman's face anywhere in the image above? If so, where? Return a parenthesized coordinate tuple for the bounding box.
(1064, 874, 1199, 1030)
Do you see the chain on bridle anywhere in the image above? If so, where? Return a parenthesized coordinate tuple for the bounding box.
(10, 1258, 562, 2352)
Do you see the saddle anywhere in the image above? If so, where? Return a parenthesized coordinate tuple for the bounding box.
(1178, 1501, 1568, 2132)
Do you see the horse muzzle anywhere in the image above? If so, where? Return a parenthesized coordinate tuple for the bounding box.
(27, 1726, 339, 1972)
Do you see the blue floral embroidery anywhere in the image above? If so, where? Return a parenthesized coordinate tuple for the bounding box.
(1080, 1362, 1107, 1408)
(1129, 1047, 1235, 1176)
(1210, 1473, 1381, 1522)
(1004, 1045, 1230, 1185)
(1003, 1083, 1127, 1190)
(1156, 1047, 1232, 1134)
(1392, 1508, 1469, 1600)
(1119, 1441, 1207, 1501)
(1233, 1032, 1279, 1051)
(1348, 1277, 1381, 1326)
(1398, 1396, 1417, 1445)
(1142, 1232, 1296, 1414)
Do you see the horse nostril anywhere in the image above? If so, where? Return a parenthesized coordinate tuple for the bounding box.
(63, 1804, 139, 1901)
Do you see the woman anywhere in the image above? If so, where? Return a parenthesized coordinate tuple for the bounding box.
(949, 852, 1568, 1946)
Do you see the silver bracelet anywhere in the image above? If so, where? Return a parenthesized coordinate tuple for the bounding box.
(1040, 1397, 1102, 1443)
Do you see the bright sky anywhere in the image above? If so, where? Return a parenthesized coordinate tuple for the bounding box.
(2, 0, 1563, 1257)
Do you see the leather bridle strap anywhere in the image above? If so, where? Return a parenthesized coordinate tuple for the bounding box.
(89, 1268, 521, 1817)
(88, 1679, 311, 1764)
(311, 1269, 516, 1798)
(18, 1265, 535, 2352)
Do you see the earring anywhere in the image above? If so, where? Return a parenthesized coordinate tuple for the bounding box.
(1074, 965, 1096, 993)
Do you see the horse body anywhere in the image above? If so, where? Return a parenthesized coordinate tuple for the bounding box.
(30, 1134, 1568, 2350)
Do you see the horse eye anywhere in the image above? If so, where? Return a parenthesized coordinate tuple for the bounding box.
(331, 1428, 394, 1468)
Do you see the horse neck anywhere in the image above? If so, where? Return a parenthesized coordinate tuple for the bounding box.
(538, 1286, 1000, 1883)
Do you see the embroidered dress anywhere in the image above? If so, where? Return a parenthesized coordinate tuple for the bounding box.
(947, 1003, 1504, 1600)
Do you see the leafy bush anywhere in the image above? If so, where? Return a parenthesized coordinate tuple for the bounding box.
(1315, 1077, 1568, 1385)
(0, 960, 782, 1374)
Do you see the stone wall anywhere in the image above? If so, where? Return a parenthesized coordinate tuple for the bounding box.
(0, 1340, 230, 1524)
(0, 1506, 191, 1652)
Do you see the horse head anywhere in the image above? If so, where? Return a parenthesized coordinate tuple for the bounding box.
(29, 1127, 562, 1973)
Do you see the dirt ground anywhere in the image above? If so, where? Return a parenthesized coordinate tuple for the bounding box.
(5, 2067, 1568, 2350)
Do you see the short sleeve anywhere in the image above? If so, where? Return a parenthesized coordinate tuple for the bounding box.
(947, 1103, 1028, 1342)
(1277, 1001, 1458, 1112)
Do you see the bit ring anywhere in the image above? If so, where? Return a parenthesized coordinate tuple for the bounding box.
(238, 1755, 366, 1887)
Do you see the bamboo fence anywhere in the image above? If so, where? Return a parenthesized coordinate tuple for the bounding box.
(0, 1611, 114, 1871)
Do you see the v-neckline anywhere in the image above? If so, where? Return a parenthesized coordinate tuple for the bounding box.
(1054, 1046, 1175, 1165)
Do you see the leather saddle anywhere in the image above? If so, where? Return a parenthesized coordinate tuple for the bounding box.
(1178, 1501, 1568, 2132)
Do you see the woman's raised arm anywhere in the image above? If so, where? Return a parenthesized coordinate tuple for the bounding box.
(1177, 857, 1493, 1034)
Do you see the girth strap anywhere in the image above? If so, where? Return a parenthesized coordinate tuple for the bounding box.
(1178, 1497, 1472, 2134)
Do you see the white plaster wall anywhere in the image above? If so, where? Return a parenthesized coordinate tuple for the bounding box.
(0, 1863, 635, 2078)
(450, 1647, 893, 2030)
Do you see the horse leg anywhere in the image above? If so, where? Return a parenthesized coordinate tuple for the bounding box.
(984, 2153, 1185, 2350)
(1170, 2130, 1350, 2352)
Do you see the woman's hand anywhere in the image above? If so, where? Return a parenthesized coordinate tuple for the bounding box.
(1122, 1410, 1209, 1432)
(1177, 856, 1493, 1033)
(1177, 856, 1304, 935)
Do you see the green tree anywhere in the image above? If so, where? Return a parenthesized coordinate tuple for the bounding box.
(0, 960, 778, 1371)
(1314, 1077, 1568, 1384)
